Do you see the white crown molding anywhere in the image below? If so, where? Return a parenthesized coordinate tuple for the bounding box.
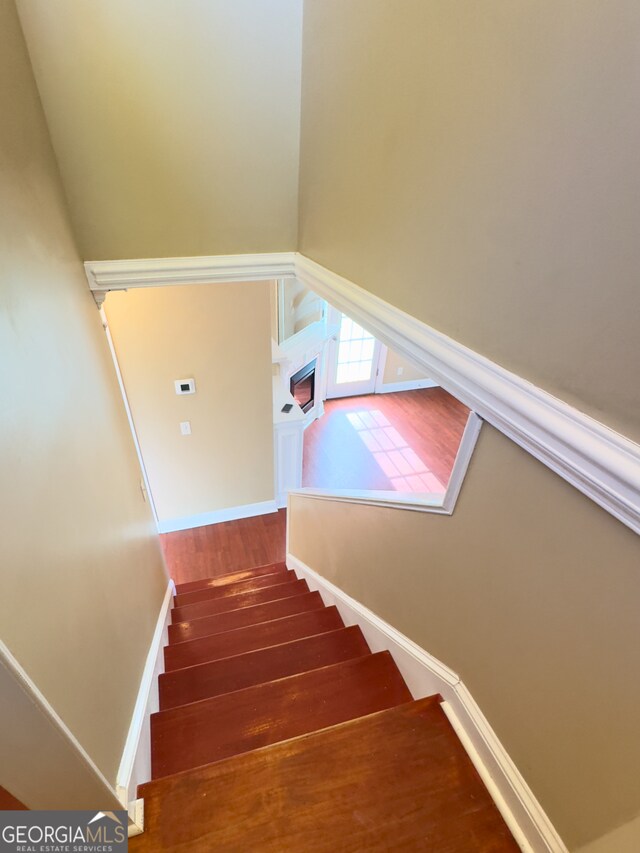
(294, 254, 640, 537)
(84, 252, 296, 294)
(83, 250, 640, 535)
(287, 552, 568, 853)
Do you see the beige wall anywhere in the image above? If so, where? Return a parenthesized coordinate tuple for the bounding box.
(289, 425, 640, 850)
(17, 0, 303, 260)
(577, 814, 640, 853)
(299, 0, 640, 443)
(382, 347, 431, 385)
(105, 283, 274, 524)
(297, 5, 640, 846)
(0, 0, 168, 800)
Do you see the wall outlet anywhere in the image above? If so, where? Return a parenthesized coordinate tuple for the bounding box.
(180, 421, 191, 435)
(397, 366, 404, 376)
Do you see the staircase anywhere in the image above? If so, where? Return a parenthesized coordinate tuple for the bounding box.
(131, 561, 519, 851)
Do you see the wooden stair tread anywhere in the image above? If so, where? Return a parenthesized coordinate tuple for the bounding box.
(164, 606, 345, 671)
(168, 591, 325, 645)
(173, 570, 296, 607)
(150, 652, 411, 779)
(171, 579, 309, 623)
(174, 562, 287, 595)
(0, 785, 27, 811)
(135, 697, 518, 852)
(159, 625, 370, 710)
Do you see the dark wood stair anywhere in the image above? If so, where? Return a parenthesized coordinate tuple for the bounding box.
(171, 577, 310, 622)
(164, 606, 345, 671)
(173, 561, 287, 595)
(168, 590, 324, 644)
(158, 624, 369, 710)
(173, 568, 296, 607)
(133, 560, 518, 851)
(152, 651, 410, 778)
(135, 698, 518, 852)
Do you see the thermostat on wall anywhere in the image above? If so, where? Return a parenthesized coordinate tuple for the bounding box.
(174, 378, 196, 395)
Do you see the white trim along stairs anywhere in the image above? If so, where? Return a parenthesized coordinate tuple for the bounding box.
(286, 551, 568, 853)
(85, 251, 640, 537)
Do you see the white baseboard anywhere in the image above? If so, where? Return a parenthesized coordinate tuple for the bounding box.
(116, 580, 174, 808)
(376, 378, 438, 394)
(127, 799, 145, 838)
(287, 553, 568, 853)
(157, 500, 278, 534)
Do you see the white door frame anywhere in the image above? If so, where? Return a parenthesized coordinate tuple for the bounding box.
(100, 307, 159, 526)
(326, 313, 386, 399)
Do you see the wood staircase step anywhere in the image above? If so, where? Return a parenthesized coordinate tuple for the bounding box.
(171, 579, 309, 623)
(173, 570, 296, 608)
(174, 562, 287, 595)
(159, 625, 370, 710)
(135, 697, 518, 852)
(164, 606, 345, 671)
(0, 785, 27, 811)
(168, 591, 325, 645)
(151, 652, 411, 779)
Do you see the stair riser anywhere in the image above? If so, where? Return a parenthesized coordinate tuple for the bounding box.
(173, 570, 295, 607)
(174, 563, 287, 595)
(159, 626, 370, 710)
(151, 652, 412, 779)
(171, 579, 309, 623)
(163, 607, 345, 671)
(168, 592, 324, 645)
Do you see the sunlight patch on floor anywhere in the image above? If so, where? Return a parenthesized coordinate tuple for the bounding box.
(346, 410, 445, 493)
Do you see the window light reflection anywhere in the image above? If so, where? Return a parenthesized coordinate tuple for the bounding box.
(345, 410, 445, 494)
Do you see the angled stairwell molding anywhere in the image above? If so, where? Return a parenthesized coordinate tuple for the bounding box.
(287, 552, 568, 853)
(290, 411, 482, 515)
(294, 255, 640, 537)
(84, 252, 640, 536)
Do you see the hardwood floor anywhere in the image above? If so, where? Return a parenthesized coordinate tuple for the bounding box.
(161, 509, 286, 586)
(303, 388, 470, 492)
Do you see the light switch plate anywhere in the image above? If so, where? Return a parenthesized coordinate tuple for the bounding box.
(180, 421, 191, 435)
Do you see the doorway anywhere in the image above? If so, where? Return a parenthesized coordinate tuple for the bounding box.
(326, 312, 383, 399)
